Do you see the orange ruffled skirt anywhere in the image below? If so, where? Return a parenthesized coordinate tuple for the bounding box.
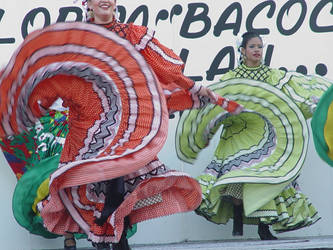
(0, 22, 201, 243)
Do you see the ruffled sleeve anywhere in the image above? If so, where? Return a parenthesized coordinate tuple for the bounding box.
(269, 69, 333, 119)
(127, 24, 198, 92)
(126, 24, 207, 112)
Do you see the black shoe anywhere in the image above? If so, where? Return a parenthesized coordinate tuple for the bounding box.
(64, 238, 76, 250)
(92, 242, 111, 250)
(258, 222, 278, 240)
(112, 232, 131, 250)
(232, 204, 243, 236)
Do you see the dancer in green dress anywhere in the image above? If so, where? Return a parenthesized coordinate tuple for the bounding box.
(176, 32, 332, 240)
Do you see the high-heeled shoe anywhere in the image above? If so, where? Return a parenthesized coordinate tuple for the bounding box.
(92, 242, 111, 250)
(232, 204, 243, 236)
(258, 222, 278, 240)
(64, 237, 76, 250)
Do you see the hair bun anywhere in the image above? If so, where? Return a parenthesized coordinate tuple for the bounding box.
(242, 31, 258, 38)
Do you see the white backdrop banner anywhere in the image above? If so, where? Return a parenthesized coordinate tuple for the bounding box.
(0, 0, 332, 82)
(0, 1, 333, 248)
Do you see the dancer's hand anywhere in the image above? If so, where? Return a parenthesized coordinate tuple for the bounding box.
(198, 86, 218, 103)
(197, 86, 244, 115)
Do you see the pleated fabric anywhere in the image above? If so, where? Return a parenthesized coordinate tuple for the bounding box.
(0, 22, 201, 243)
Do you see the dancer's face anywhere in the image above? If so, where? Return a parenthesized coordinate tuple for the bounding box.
(241, 37, 263, 67)
(88, 0, 116, 24)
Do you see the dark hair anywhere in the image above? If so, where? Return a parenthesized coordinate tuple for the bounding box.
(238, 31, 263, 64)
(239, 31, 262, 50)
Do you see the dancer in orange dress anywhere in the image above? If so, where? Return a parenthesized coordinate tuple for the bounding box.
(0, 1, 242, 249)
